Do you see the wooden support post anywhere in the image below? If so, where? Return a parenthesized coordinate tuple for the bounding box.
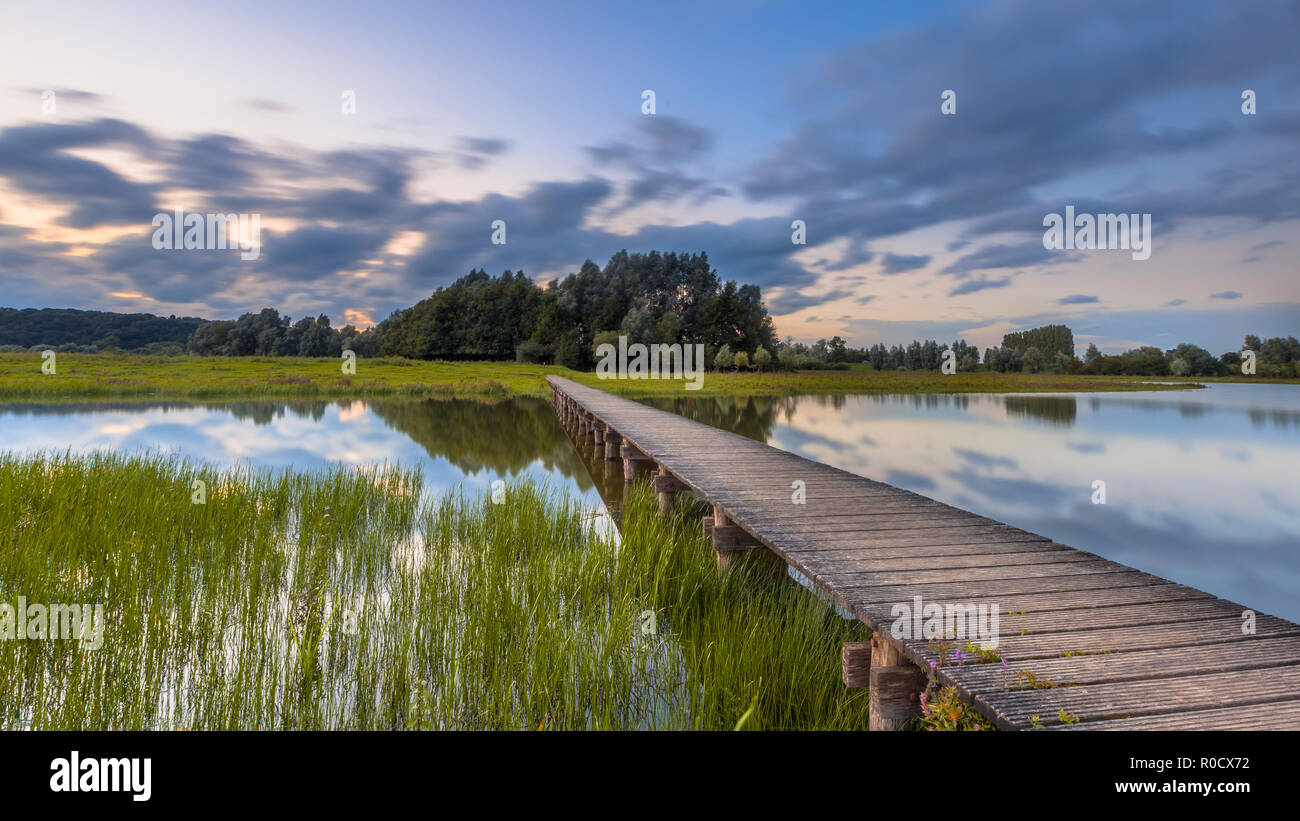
(603, 431, 622, 461)
(842, 641, 871, 688)
(868, 634, 925, 731)
(621, 442, 652, 482)
(701, 516, 714, 538)
(711, 506, 786, 579)
(651, 465, 685, 515)
(593, 422, 605, 445)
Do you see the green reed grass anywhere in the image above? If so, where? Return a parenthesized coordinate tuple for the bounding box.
(0, 352, 1212, 405)
(0, 452, 869, 730)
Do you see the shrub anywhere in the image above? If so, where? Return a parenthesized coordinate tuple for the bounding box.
(713, 344, 733, 371)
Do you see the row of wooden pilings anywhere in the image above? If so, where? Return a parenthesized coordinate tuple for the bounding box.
(551, 386, 926, 731)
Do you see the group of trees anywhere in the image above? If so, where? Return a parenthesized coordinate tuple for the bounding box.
(863, 339, 982, 372)
(774, 336, 852, 369)
(982, 324, 1076, 373)
(185, 308, 380, 357)
(1227, 335, 1300, 377)
(380, 250, 776, 370)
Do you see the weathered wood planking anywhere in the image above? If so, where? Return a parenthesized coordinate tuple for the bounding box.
(548, 376, 1300, 730)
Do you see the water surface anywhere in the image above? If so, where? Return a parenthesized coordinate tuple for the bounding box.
(2, 383, 1296, 622)
(0, 397, 602, 506)
(645, 384, 1300, 622)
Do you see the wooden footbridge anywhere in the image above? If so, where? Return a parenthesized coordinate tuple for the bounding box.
(549, 376, 1300, 731)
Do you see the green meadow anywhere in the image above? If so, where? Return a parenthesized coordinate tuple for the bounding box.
(0, 352, 1214, 402)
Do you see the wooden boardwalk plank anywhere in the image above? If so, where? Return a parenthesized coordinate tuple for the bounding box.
(941, 636, 1300, 693)
(912, 615, 1300, 663)
(846, 583, 1212, 615)
(1043, 700, 1300, 730)
(971, 664, 1300, 729)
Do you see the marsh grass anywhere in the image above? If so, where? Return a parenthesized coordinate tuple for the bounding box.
(0, 353, 548, 402)
(0, 352, 1213, 404)
(0, 452, 869, 730)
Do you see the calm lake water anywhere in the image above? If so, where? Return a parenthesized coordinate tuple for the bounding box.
(2, 383, 1297, 621)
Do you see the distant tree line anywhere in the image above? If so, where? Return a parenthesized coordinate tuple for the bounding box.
(4, 282, 1295, 380)
(1076, 334, 1300, 377)
(751, 336, 983, 372)
(768, 323, 1299, 377)
(185, 308, 380, 357)
(0, 307, 202, 352)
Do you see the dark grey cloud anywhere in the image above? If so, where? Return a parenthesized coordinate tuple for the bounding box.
(454, 136, 512, 170)
(942, 243, 1077, 277)
(258, 225, 391, 283)
(582, 116, 722, 212)
(403, 178, 616, 288)
(0, 118, 158, 228)
(621, 216, 815, 289)
(585, 116, 710, 167)
(879, 252, 931, 274)
(1250, 240, 1284, 252)
(584, 143, 636, 166)
(767, 287, 853, 315)
(457, 136, 510, 156)
(1058, 294, 1099, 305)
(166, 133, 303, 197)
(627, 169, 715, 203)
(641, 116, 711, 162)
(1211, 290, 1244, 299)
(1164, 299, 1187, 307)
(821, 238, 874, 272)
(949, 276, 1011, 297)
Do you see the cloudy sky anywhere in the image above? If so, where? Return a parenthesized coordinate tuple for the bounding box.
(1, 0, 1296, 353)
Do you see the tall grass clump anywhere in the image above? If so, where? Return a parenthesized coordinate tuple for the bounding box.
(0, 452, 868, 730)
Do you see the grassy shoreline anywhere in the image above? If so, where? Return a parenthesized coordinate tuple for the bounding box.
(1, 352, 1278, 403)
